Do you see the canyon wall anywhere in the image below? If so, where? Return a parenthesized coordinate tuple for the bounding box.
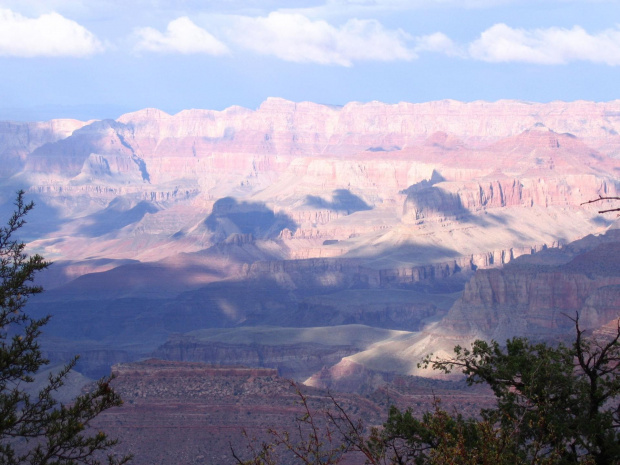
(3, 98, 620, 386)
(306, 228, 620, 391)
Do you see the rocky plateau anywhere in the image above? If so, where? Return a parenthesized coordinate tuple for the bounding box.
(90, 359, 494, 465)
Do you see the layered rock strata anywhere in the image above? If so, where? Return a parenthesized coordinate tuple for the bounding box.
(308, 228, 620, 391)
(91, 359, 493, 464)
(3, 98, 619, 384)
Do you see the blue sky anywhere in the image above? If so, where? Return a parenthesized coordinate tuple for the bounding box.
(1, 0, 619, 121)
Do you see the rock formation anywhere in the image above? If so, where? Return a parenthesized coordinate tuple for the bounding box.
(2, 98, 619, 385)
(91, 359, 492, 464)
(90, 359, 385, 465)
(308, 227, 620, 391)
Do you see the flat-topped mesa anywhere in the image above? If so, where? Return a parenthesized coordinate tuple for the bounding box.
(8, 98, 620, 157)
(250, 98, 620, 142)
(15, 99, 620, 188)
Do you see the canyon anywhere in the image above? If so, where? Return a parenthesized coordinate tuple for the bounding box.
(1, 99, 620, 447)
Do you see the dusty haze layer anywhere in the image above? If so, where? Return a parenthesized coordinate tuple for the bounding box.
(2, 98, 619, 384)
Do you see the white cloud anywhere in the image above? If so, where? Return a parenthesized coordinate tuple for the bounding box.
(134, 17, 230, 55)
(0, 8, 104, 57)
(282, 0, 536, 17)
(230, 12, 414, 66)
(328, 0, 514, 9)
(469, 23, 620, 65)
(414, 32, 463, 57)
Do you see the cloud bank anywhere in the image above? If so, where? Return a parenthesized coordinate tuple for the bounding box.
(129, 14, 620, 68)
(469, 23, 620, 65)
(0, 8, 103, 57)
(231, 12, 414, 66)
(134, 17, 230, 55)
(5, 5, 620, 69)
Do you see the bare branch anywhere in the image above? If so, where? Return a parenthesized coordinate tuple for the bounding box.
(580, 196, 620, 213)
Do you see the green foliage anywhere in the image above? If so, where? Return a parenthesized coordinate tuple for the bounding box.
(417, 315, 619, 464)
(372, 397, 574, 465)
(375, 402, 487, 465)
(375, 400, 534, 465)
(0, 191, 130, 465)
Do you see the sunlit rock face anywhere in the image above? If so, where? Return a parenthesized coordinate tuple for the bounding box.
(5, 98, 620, 385)
(306, 228, 620, 391)
(11, 98, 620, 265)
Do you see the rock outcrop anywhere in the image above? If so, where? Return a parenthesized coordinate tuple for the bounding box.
(91, 359, 492, 464)
(440, 233, 620, 341)
(0, 118, 87, 177)
(307, 228, 620, 391)
(91, 359, 385, 465)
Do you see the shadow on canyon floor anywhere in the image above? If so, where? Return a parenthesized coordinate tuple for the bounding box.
(35, 258, 140, 290)
(38, 228, 620, 379)
(205, 197, 297, 239)
(345, 242, 460, 268)
(403, 183, 465, 222)
(401, 173, 515, 230)
(305, 189, 372, 214)
(36, 260, 227, 301)
(27, 238, 472, 377)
